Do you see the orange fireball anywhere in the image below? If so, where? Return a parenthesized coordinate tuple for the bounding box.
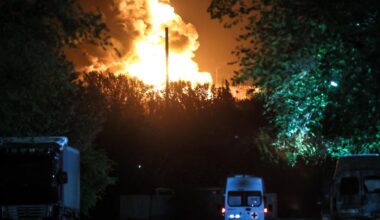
(124, 0, 212, 89)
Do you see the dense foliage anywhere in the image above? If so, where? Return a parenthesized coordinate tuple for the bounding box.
(80, 72, 273, 219)
(83, 72, 265, 187)
(0, 0, 114, 214)
(208, 0, 380, 163)
(82, 72, 323, 219)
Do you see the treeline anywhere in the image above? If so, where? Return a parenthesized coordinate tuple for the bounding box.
(81, 72, 280, 219)
(81, 72, 267, 189)
(83, 72, 323, 219)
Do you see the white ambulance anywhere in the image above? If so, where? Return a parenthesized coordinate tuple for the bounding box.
(224, 175, 265, 220)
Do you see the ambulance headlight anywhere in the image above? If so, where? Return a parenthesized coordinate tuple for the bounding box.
(228, 214, 241, 219)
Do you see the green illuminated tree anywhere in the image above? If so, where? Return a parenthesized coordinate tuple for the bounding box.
(208, 0, 380, 164)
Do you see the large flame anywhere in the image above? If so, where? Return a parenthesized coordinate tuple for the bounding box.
(124, 0, 212, 88)
(76, 0, 212, 89)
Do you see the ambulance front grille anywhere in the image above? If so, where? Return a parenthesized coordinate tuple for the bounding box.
(5, 205, 49, 219)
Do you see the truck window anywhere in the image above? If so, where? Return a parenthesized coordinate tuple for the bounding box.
(228, 191, 243, 206)
(247, 191, 262, 207)
(340, 177, 359, 195)
(364, 176, 380, 193)
(228, 191, 262, 207)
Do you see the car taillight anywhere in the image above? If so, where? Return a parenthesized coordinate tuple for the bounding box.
(264, 207, 268, 213)
(222, 207, 226, 214)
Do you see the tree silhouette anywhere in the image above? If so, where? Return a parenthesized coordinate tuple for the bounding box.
(208, 0, 380, 164)
(0, 0, 113, 214)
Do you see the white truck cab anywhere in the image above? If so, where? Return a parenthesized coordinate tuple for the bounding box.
(330, 154, 380, 219)
(224, 175, 265, 220)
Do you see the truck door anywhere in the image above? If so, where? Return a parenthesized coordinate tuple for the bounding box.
(227, 191, 243, 220)
(362, 175, 380, 217)
(246, 191, 263, 220)
(338, 176, 361, 213)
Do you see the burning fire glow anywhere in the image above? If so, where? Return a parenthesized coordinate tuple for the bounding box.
(80, 0, 212, 89)
(125, 0, 212, 88)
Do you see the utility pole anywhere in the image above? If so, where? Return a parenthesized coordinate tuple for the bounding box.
(165, 27, 169, 104)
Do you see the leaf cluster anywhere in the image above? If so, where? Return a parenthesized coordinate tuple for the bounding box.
(209, 0, 380, 163)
